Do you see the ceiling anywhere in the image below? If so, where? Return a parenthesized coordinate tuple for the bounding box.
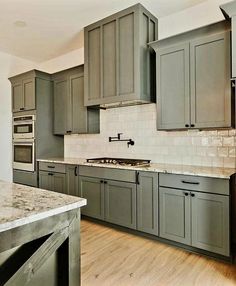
(0, 0, 206, 62)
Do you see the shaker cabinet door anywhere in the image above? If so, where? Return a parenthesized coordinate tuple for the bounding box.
(70, 74, 87, 134)
(137, 172, 158, 235)
(190, 31, 231, 128)
(191, 192, 230, 256)
(66, 165, 78, 196)
(105, 180, 136, 229)
(78, 176, 105, 220)
(22, 78, 35, 111)
(159, 187, 191, 245)
(51, 173, 66, 194)
(39, 171, 52, 191)
(156, 43, 190, 130)
(54, 78, 68, 135)
(12, 81, 23, 112)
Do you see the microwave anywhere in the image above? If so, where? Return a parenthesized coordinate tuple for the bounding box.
(13, 115, 35, 140)
(13, 139, 35, 172)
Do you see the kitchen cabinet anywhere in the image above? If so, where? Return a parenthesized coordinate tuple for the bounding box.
(78, 166, 137, 228)
(150, 20, 232, 130)
(78, 176, 105, 220)
(159, 187, 191, 245)
(39, 171, 66, 194)
(52, 65, 100, 135)
(159, 173, 230, 256)
(38, 162, 66, 194)
(66, 165, 78, 196)
(10, 70, 50, 113)
(191, 192, 229, 256)
(137, 172, 158, 235)
(105, 180, 136, 229)
(84, 4, 158, 107)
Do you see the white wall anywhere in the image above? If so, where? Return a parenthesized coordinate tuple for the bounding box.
(0, 51, 36, 182)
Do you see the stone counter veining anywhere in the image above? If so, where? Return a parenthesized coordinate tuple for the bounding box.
(0, 180, 86, 233)
(37, 157, 236, 179)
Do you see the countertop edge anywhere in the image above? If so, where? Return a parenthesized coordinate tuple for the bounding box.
(0, 199, 87, 233)
(37, 158, 236, 179)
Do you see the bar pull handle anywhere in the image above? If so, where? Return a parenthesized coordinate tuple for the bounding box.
(181, 180, 199, 185)
(47, 166, 55, 169)
(48, 173, 54, 176)
(136, 172, 140, 185)
(74, 166, 78, 177)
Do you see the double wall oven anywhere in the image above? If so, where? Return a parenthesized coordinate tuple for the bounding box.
(13, 115, 35, 172)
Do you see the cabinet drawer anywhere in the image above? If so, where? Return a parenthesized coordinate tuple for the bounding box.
(79, 166, 136, 183)
(38, 162, 66, 173)
(159, 173, 229, 195)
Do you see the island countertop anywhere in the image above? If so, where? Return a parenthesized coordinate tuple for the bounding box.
(37, 157, 236, 179)
(0, 180, 86, 233)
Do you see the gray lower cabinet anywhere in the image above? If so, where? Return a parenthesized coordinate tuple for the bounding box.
(78, 176, 104, 220)
(53, 65, 100, 135)
(66, 165, 78, 196)
(104, 180, 136, 229)
(150, 21, 232, 130)
(159, 183, 230, 256)
(39, 171, 66, 194)
(137, 172, 158, 235)
(191, 191, 230, 256)
(159, 187, 191, 245)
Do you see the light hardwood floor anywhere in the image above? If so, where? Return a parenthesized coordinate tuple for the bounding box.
(81, 219, 236, 286)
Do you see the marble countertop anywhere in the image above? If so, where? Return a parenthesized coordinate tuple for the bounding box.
(0, 180, 86, 233)
(38, 157, 236, 179)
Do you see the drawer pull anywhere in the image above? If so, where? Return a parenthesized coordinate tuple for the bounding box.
(136, 172, 140, 185)
(184, 192, 189, 196)
(47, 166, 55, 169)
(191, 193, 195, 197)
(181, 180, 199, 185)
(48, 173, 54, 176)
(74, 166, 78, 177)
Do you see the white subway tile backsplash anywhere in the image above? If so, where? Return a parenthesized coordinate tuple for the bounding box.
(65, 104, 236, 168)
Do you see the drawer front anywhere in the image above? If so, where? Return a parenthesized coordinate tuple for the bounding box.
(159, 173, 229, 195)
(38, 162, 66, 173)
(79, 166, 136, 183)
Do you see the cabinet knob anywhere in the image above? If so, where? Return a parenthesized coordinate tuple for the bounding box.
(184, 192, 189, 196)
(20, 107, 25, 111)
(191, 124, 195, 127)
(104, 181, 108, 184)
(100, 180, 104, 183)
(185, 124, 189, 128)
(191, 193, 195, 197)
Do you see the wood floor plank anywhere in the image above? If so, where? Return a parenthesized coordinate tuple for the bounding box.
(81, 220, 236, 286)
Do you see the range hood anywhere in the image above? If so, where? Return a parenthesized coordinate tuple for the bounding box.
(221, 1, 236, 78)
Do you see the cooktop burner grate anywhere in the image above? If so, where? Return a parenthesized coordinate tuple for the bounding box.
(86, 157, 151, 167)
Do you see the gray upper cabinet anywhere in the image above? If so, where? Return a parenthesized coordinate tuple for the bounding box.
(137, 172, 158, 235)
(104, 180, 136, 229)
(53, 65, 100, 135)
(156, 43, 190, 129)
(190, 32, 231, 129)
(9, 71, 40, 113)
(84, 4, 158, 107)
(150, 20, 232, 130)
(191, 191, 229, 256)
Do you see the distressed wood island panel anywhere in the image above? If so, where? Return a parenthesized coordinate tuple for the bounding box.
(0, 181, 86, 286)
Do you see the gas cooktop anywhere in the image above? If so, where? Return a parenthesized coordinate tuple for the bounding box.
(86, 157, 151, 167)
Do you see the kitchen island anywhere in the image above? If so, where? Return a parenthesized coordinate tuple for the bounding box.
(0, 180, 86, 286)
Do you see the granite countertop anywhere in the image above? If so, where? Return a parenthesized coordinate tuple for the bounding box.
(0, 180, 86, 233)
(37, 157, 236, 179)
